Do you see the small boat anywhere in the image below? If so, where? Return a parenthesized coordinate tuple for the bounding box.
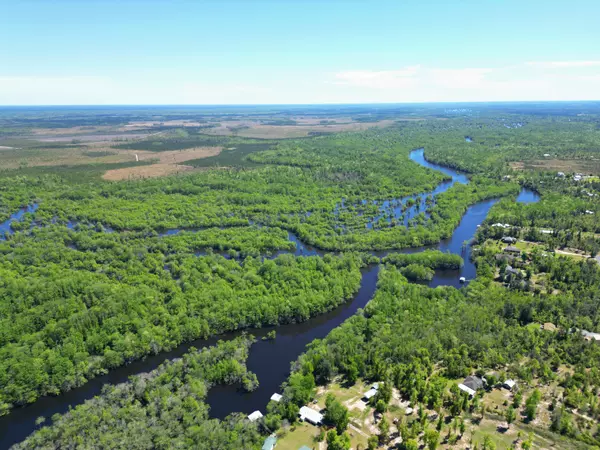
(459, 277, 466, 283)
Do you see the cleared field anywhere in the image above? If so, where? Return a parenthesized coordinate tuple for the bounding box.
(102, 163, 196, 180)
(199, 119, 397, 139)
(102, 146, 222, 180)
(511, 158, 600, 175)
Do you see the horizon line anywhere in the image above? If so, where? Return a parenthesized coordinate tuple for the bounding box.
(2, 99, 600, 108)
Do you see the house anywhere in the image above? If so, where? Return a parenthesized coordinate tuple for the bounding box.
(539, 229, 553, 235)
(543, 153, 551, 157)
(463, 375, 485, 391)
(262, 435, 277, 450)
(458, 383, 476, 398)
(541, 322, 557, 332)
(362, 382, 380, 401)
(248, 410, 263, 422)
(503, 246, 521, 255)
(299, 406, 323, 425)
(270, 393, 283, 403)
(557, 172, 565, 178)
(501, 236, 517, 244)
(581, 330, 600, 342)
(503, 379, 517, 391)
(363, 388, 378, 401)
(586, 210, 595, 215)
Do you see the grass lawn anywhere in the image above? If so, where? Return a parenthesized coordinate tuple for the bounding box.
(276, 422, 320, 450)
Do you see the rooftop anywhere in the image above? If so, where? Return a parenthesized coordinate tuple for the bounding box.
(299, 406, 323, 424)
(458, 383, 476, 397)
(248, 410, 263, 422)
(463, 375, 484, 391)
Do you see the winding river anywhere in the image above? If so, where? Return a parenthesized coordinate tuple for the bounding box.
(0, 149, 539, 448)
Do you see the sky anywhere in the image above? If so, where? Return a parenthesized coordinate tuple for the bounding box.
(1, 0, 600, 105)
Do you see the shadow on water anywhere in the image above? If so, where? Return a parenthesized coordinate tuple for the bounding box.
(0, 149, 540, 448)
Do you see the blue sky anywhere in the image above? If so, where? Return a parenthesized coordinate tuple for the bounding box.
(1, 0, 600, 104)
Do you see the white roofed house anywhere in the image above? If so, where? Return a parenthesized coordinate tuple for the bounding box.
(362, 382, 380, 402)
(503, 379, 517, 391)
(299, 406, 323, 425)
(458, 383, 476, 398)
(581, 330, 600, 342)
(362, 388, 378, 401)
(248, 410, 263, 422)
(270, 393, 282, 402)
(459, 375, 485, 397)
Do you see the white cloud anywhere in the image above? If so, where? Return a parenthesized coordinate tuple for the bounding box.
(428, 68, 493, 89)
(0, 76, 114, 105)
(327, 62, 600, 102)
(2, 60, 600, 105)
(525, 61, 600, 68)
(334, 66, 421, 89)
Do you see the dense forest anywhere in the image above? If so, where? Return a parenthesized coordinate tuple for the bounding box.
(0, 225, 362, 411)
(13, 337, 265, 449)
(2, 106, 600, 449)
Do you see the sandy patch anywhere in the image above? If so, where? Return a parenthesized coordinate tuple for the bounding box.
(103, 164, 197, 180)
(131, 146, 222, 164)
(102, 146, 222, 180)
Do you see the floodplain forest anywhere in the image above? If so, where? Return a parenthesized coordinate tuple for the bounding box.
(2, 103, 600, 449)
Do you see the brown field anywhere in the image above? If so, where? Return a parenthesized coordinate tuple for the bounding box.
(102, 146, 222, 180)
(102, 163, 197, 180)
(511, 158, 600, 175)
(200, 119, 397, 139)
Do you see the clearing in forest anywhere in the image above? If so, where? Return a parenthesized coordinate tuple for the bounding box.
(102, 146, 222, 180)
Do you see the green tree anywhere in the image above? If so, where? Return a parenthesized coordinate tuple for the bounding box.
(378, 416, 390, 445)
(505, 405, 516, 426)
(325, 394, 349, 434)
(326, 430, 351, 450)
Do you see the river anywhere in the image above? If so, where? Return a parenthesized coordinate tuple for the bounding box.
(0, 149, 539, 448)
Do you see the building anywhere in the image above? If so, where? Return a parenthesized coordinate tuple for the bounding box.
(299, 406, 323, 425)
(501, 236, 517, 244)
(262, 435, 277, 450)
(581, 330, 600, 342)
(503, 379, 517, 391)
(503, 246, 521, 255)
(541, 322, 557, 332)
(463, 375, 485, 391)
(363, 388, 378, 401)
(270, 393, 283, 402)
(458, 383, 476, 398)
(362, 382, 380, 401)
(248, 410, 263, 422)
